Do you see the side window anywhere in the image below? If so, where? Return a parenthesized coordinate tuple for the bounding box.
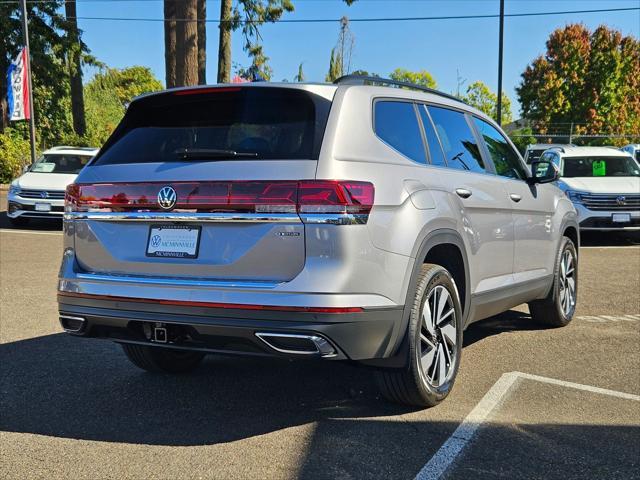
(417, 105, 446, 167)
(473, 118, 528, 180)
(374, 101, 427, 164)
(427, 106, 486, 173)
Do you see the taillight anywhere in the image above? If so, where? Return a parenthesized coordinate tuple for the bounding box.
(66, 180, 374, 223)
(298, 181, 374, 215)
(65, 184, 80, 213)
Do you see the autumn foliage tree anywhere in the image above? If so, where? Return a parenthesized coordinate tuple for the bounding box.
(517, 24, 640, 145)
(462, 80, 512, 125)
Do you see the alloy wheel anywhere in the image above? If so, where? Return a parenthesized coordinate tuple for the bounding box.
(418, 285, 457, 387)
(559, 249, 576, 316)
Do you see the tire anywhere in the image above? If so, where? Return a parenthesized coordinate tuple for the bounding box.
(528, 236, 578, 328)
(8, 216, 29, 227)
(375, 263, 463, 408)
(121, 344, 205, 373)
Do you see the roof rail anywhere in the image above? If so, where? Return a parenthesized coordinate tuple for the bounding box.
(333, 74, 467, 105)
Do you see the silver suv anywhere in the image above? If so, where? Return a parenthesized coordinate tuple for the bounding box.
(58, 76, 579, 407)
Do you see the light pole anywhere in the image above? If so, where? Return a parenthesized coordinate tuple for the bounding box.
(496, 0, 505, 126)
(20, 0, 37, 164)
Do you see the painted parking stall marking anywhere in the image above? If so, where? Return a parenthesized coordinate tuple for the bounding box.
(577, 314, 640, 323)
(415, 371, 640, 480)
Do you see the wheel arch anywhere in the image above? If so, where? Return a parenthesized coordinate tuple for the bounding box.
(361, 228, 470, 369)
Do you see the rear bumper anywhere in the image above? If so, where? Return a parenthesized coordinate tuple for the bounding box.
(57, 293, 405, 362)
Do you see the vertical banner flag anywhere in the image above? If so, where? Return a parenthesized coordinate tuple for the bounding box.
(7, 48, 30, 121)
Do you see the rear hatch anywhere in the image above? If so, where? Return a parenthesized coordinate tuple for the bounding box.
(68, 85, 333, 282)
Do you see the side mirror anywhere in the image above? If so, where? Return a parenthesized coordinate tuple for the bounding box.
(22, 163, 31, 173)
(528, 160, 558, 185)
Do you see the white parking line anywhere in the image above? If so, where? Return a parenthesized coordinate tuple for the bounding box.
(0, 229, 62, 236)
(581, 245, 640, 249)
(415, 371, 640, 480)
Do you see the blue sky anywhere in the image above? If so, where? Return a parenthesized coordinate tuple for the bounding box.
(77, 0, 640, 116)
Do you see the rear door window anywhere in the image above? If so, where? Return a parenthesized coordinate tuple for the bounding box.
(473, 118, 528, 180)
(374, 101, 427, 164)
(427, 106, 486, 173)
(93, 87, 331, 165)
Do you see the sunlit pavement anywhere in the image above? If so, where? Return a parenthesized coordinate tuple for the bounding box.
(1, 191, 638, 480)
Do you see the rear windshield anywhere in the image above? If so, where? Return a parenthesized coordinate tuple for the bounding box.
(93, 87, 331, 165)
(562, 156, 640, 178)
(30, 154, 92, 174)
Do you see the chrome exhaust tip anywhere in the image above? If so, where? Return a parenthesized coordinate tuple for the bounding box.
(255, 332, 337, 358)
(59, 315, 86, 333)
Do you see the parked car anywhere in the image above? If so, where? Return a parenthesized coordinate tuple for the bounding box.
(524, 143, 574, 164)
(7, 146, 99, 226)
(539, 146, 640, 231)
(620, 144, 640, 163)
(57, 77, 579, 407)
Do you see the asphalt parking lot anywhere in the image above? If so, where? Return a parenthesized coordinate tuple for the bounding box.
(1, 192, 639, 480)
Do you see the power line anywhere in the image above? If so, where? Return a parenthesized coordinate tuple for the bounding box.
(2, 6, 635, 23)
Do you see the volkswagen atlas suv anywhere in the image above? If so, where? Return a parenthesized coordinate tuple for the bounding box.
(57, 77, 579, 407)
(8, 146, 98, 226)
(539, 146, 640, 231)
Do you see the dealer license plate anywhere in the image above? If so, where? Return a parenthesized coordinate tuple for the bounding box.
(146, 225, 201, 258)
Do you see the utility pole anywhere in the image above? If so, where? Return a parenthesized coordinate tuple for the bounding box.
(496, 0, 504, 126)
(20, 0, 36, 164)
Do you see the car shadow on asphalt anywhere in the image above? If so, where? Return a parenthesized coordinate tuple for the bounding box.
(1, 309, 551, 448)
(0, 333, 414, 447)
(463, 309, 549, 348)
(0, 211, 62, 231)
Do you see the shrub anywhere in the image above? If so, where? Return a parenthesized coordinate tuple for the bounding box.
(0, 128, 34, 183)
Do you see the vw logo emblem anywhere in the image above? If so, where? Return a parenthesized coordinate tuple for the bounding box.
(40, 191, 48, 199)
(616, 196, 626, 206)
(157, 186, 177, 210)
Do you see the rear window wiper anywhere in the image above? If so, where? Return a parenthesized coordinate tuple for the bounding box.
(174, 148, 259, 160)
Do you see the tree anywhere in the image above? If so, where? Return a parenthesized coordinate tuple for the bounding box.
(325, 48, 342, 82)
(217, 0, 294, 83)
(175, 0, 199, 86)
(0, 1, 72, 140)
(217, 0, 356, 83)
(197, 0, 206, 84)
(325, 16, 355, 82)
(462, 80, 512, 125)
(83, 66, 162, 145)
(389, 68, 437, 89)
(163, 0, 176, 88)
(64, 0, 86, 136)
(517, 24, 640, 145)
(294, 63, 305, 82)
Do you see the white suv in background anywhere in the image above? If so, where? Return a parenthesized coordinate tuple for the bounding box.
(620, 144, 640, 164)
(7, 146, 99, 226)
(540, 146, 640, 231)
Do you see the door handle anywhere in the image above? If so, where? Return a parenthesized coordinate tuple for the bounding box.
(509, 193, 522, 203)
(455, 188, 472, 199)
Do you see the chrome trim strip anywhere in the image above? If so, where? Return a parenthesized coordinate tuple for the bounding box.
(299, 213, 369, 225)
(73, 272, 281, 289)
(65, 211, 369, 225)
(64, 211, 301, 223)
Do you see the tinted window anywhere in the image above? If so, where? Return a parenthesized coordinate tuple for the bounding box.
(427, 106, 485, 173)
(562, 156, 640, 178)
(474, 118, 528, 180)
(93, 88, 330, 165)
(418, 105, 446, 167)
(374, 101, 426, 164)
(30, 154, 92, 174)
